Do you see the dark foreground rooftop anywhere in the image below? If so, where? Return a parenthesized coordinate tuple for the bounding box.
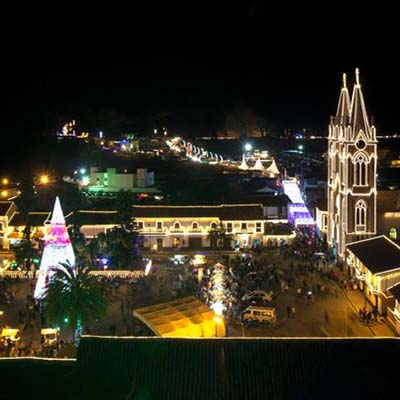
(1, 337, 399, 399)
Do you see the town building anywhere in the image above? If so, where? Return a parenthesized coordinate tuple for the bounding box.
(327, 70, 378, 259)
(1, 198, 295, 252)
(0, 201, 17, 250)
(346, 236, 400, 314)
(388, 282, 400, 335)
(88, 167, 158, 195)
(68, 203, 295, 250)
(7, 212, 50, 247)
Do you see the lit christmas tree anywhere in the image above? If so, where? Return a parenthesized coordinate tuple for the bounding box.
(34, 197, 76, 299)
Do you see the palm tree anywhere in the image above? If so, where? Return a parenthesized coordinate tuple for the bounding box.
(43, 263, 108, 345)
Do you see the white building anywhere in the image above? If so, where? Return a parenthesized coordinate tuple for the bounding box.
(88, 168, 156, 194)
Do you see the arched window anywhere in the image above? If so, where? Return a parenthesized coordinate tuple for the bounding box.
(355, 200, 367, 231)
(354, 152, 368, 186)
(192, 222, 199, 230)
(174, 222, 180, 230)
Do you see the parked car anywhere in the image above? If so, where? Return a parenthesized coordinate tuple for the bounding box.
(242, 290, 273, 303)
(241, 306, 277, 324)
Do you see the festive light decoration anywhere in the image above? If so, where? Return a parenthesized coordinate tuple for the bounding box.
(208, 263, 231, 317)
(283, 180, 314, 226)
(144, 259, 152, 276)
(327, 69, 377, 259)
(34, 197, 76, 299)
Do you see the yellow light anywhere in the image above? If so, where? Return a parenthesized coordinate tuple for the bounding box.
(1, 190, 8, 198)
(2, 178, 8, 185)
(40, 175, 49, 184)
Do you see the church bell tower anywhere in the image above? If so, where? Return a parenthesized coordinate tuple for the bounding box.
(327, 69, 378, 259)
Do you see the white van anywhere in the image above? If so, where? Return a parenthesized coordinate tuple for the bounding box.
(241, 306, 277, 324)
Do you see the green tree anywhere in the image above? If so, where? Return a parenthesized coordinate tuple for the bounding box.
(43, 263, 108, 345)
(208, 222, 232, 250)
(116, 190, 135, 231)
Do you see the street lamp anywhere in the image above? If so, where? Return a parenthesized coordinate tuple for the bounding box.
(1, 178, 8, 185)
(244, 143, 252, 152)
(40, 175, 49, 185)
(298, 145, 304, 151)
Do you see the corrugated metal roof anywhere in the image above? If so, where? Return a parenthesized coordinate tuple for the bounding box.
(76, 337, 400, 399)
(134, 296, 217, 337)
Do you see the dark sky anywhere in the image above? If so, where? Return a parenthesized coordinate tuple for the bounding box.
(3, 4, 400, 142)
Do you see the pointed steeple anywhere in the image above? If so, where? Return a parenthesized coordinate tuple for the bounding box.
(350, 68, 371, 139)
(336, 72, 351, 123)
(51, 196, 66, 224)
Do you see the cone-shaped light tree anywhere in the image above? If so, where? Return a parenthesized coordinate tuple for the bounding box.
(34, 197, 76, 299)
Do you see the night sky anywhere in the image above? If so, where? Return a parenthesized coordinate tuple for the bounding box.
(3, 5, 399, 154)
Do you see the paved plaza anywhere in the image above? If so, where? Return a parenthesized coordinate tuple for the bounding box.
(0, 250, 396, 357)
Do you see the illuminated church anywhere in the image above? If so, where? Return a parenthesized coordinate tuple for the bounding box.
(327, 69, 378, 259)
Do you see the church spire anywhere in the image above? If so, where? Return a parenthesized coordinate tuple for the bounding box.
(336, 72, 351, 123)
(350, 68, 371, 139)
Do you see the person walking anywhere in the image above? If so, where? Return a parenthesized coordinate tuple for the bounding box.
(291, 305, 296, 319)
(373, 306, 378, 322)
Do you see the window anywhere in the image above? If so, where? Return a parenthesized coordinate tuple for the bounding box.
(227, 223, 233, 233)
(192, 222, 199, 230)
(174, 222, 180, 230)
(389, 227, 397, 240)
(156, 221, 163, 230)
(354, 152, 368, 186)
(138, 222, 144, 230)
(256, 222, 262, 233)
(355, 200, 367, 231)
(322, 214, 328, 229)
(210, 222, 217, 230)
(241, 222, 247, 230)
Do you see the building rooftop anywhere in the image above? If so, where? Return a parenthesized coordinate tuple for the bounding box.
(2, 338, 399, 399)
(134, 296, 217, 337)
(0, 201, 13, 216)
(76, 337, 399, 399)
(389, 282, 400, 302)
(315, 197, 328, 211)
(346, 235, 400, 274)
(227, 194, 290, 207)
(8, 212, 51, 227)
(131, 204, 265, 220)
(65, 210, 119, 226)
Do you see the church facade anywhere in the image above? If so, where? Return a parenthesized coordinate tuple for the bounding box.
(327, 70, 378, 259)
